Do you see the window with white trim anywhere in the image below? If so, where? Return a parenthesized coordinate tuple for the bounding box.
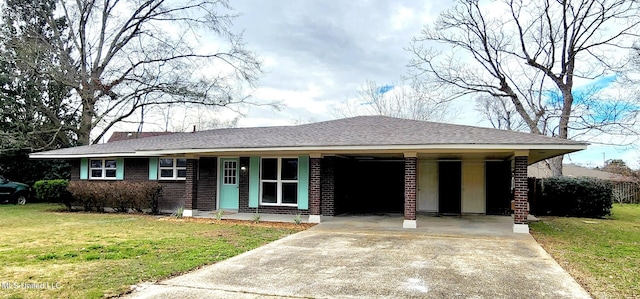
(223, 160, 237, 185)
(159, 158, 187, 180)
(260, 158, 298, 206)
(90, 159, 117, 179)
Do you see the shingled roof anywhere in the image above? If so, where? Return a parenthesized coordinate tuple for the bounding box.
(107, 131, 175, 143)
(30, 116, 586, 158)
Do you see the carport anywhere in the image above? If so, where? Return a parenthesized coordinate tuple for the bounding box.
(332, 156, 405, 215)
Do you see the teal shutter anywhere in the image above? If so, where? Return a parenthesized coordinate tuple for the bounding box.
(148, 158, 158, 180)
(116, 158, 124, 180)
(80, 158, 88, 180)
(297, 156, 309, 209)
(249, 157, 259, 208)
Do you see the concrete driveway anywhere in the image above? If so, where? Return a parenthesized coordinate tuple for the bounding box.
(125, 215, 591, 298)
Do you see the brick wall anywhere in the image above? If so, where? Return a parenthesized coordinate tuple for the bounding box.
(309, 158, 321, 215)
(158, 181, 185, 211)
(124, 158, 148, 181)
(404, 157, 417, 221)
(321, 157, 335, 216)
(513, 156, 529, 224)
(196, 157, 216, 210)
(183, 159, 197, 210)
(238, 157, 251, 213)
(251, 205, 310, 215)
(126, 157, 187, 211)
(70, 159, 80, 180)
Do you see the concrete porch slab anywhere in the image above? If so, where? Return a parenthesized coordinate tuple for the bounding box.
(192, 210, 313, 224)
(318, 214, 523, 239)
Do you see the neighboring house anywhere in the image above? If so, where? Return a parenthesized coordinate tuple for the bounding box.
(528, 163, 634, 182)
(30, 116, 587, 233)
(529, 163, 639, 204)
(107, 131, 175, 143)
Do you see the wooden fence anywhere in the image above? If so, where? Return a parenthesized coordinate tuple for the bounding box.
(612, 181, 640, 204)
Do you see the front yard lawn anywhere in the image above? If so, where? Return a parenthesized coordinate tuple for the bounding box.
(0, 204, 308, 299)
(531, 204, 640, 299)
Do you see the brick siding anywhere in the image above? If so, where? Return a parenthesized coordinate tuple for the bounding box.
(321, 157, 335, 216)
(404, 157, 417, 220)
(70, 159, 80, 180)
(183, 159, 197, 210)
(513, 156, 529, 224)
(124, 158, 148, 181)
(238, 157, 251, 213)
(196, 157, 217, 210)
(309, 158, 321, 215)
(158, 181, 185, 211)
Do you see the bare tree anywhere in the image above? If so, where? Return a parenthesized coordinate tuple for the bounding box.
(333, 79, 454, 122)
(408, 0, 640, 176)
(164, 105, 240, 132)
(475, 95, 526, 131)
(10, 0, 265, 145)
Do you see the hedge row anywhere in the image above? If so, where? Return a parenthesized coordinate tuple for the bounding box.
(66, 181, 162, 213)
(529, 176, 613, 218)
(33, 180, 164, 213)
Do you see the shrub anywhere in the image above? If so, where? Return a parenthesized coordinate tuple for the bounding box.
(33, 179, 71, 205)
(530, 176, 613, 218)
(67, 181, 162, 214)
(214, 210, 224, 221)
(172, 207, 184, 219)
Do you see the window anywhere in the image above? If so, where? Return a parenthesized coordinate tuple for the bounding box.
(89, 159, 117, 179)
(159, 158, 187, 180)
(223, 160, 237, 185)
(260, 158, 298, 206)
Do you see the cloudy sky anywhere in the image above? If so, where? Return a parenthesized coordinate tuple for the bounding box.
(115, 0, 638, 168)
(225, 0, 441, 126)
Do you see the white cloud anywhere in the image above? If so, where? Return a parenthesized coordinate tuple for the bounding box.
(253, 84, 332, 114)
(390, 6, 415, 30)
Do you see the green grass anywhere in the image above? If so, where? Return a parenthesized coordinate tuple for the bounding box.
(0, 204, 306, 299)
(531, 204, 640, 299)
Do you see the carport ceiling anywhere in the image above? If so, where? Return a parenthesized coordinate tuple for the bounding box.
(337, 154, 404, 159)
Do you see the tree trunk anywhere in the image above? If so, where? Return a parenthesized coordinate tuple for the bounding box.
(558, 89, 573, 140)
(549, 86, 574, 176)
(549, 156, 564, 177)
(77, 97, 94, 146)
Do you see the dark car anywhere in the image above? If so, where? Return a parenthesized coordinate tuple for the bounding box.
(0, 175, 29, 205)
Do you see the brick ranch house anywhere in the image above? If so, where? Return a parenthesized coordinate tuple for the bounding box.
(30, 116, 586, 233)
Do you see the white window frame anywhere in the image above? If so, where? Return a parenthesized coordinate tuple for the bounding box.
(158, 158, 187, 180)
(222, 160, 238, 185)
(260, 157, 298, 207)
(89, 159, 117, 180)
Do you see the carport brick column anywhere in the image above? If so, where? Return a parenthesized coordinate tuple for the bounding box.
(404, 157, 417, 228)
(513, 156, 529, 233)
(309, 158, 321, 223)
(183, 159, 197, 217)
(321, 157, 335, 216)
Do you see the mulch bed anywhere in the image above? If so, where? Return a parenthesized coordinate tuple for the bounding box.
(159, 216, 316, 230)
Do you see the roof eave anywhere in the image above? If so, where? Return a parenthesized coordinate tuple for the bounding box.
(29, 152, 139, 159)
(29, 143, 588, 159)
